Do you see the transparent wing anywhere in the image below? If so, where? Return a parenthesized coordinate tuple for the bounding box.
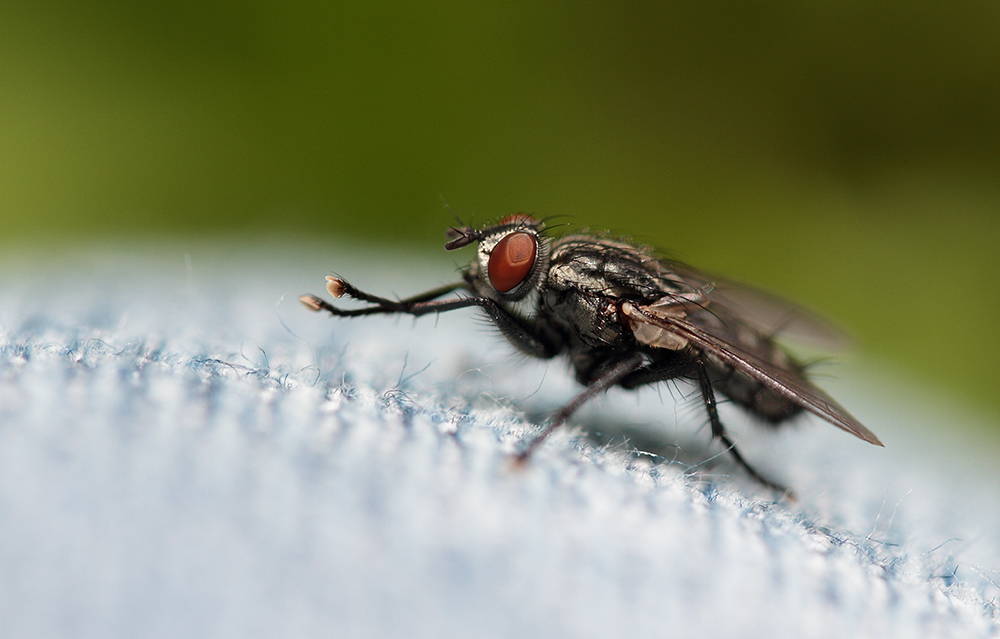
(627, 302, 882, 446)
(665, 264, 853, 351)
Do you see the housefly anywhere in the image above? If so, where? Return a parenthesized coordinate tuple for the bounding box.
(301, 215, 882, 491)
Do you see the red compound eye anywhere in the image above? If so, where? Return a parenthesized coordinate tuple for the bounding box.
(488, 232, 537, 293)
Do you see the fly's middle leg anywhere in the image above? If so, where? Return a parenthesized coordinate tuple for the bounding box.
(514, 352, 645, 462)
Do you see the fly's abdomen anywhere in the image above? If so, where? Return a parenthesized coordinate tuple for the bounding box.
(706, 358, 803, 423)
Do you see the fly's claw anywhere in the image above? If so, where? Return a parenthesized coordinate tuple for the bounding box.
(299, 294, 327, 312)
(325, 276, 347, 298)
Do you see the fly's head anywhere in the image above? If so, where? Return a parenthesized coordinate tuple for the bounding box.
(446, 214, 551, 302)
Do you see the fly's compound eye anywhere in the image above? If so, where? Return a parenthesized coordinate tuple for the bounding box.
(488, 232, 537, 293)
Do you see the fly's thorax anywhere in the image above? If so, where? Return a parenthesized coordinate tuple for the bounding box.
(547, 235, 677, 300)
(541, 281, 634, 349)
(538, 236, 682, 349)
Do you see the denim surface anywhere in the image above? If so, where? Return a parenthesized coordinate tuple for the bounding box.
(1, 243, 997, 638)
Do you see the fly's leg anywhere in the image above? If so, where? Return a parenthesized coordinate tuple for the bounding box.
(300, 278, 467, 315)
(620, 358, 789, 494)
(515, 352, 645, 461)
(692, 360, 790, 494)
(301, 278, 561, 358)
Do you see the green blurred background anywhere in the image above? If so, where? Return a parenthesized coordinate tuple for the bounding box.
(2, 1, 998, 417)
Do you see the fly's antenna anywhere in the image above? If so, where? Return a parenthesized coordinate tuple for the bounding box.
(444, 226, 483, 250)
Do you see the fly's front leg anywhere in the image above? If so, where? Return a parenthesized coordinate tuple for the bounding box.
(515, 352, 645, 462)
(300, 277, 467, 316)
(301, 277, 561, 357)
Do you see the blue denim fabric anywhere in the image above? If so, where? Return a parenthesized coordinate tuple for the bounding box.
(0, 245, 996, 638)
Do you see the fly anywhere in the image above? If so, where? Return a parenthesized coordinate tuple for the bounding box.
(301, 215, 882, 492)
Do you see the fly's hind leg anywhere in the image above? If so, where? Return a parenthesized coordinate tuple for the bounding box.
(621, 358, 790, 495)
(691, 360, 790, 494)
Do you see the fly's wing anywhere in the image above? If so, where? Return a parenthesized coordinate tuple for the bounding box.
(663, 263, 852, 352)
(623, 301, 882, 446)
